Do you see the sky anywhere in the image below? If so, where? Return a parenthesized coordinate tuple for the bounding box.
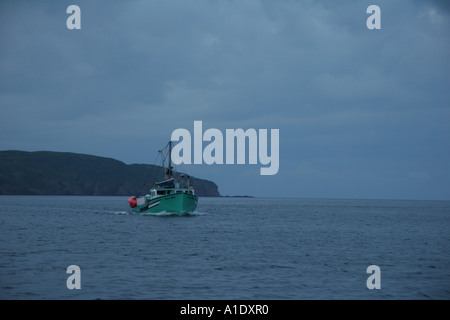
(0, 0, 449, 200)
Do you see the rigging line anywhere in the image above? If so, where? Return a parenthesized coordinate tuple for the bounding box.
(138, 147, 164, 196)
(158, 142, 169, 172)
(144, 151, 161, 183)
(161, 142, 172, 176)
(136, 141, 173, 196)
(152, 149, 166, 181)
(154, 141, 171, 181)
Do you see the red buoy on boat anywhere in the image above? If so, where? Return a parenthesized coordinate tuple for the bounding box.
(128, 196, 137, 208)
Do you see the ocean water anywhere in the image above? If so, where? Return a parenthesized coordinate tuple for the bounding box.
(0, 196, 449, 300)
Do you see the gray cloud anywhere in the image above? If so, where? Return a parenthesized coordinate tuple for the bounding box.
(1, 0, 449, 199)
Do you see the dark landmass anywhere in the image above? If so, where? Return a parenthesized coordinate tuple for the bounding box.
(0, 150, 221, 197)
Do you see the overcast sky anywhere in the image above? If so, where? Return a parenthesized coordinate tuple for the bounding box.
(1, 0, 449, 199)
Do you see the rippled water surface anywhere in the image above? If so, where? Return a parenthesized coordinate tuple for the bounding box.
(0, 196, 449, 299)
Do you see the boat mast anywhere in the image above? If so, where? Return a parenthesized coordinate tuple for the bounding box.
(167, 141, 173, 179)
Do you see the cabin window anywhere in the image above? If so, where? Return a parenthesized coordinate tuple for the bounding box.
(157, 190, 166, 195)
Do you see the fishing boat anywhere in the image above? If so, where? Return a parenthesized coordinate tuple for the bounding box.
(127, 141, 198, 215)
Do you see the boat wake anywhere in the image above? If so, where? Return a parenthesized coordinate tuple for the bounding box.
(93, 210, 130, 216)
(139, 210, 207, 217)
(96, 210, 207, 217)
(111, 211, 131, 215)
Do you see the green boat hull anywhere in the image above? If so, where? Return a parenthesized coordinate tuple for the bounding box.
(131, 193, 198, 215)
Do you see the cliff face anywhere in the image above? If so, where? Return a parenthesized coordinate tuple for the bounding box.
(0, 151, 221, 197)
